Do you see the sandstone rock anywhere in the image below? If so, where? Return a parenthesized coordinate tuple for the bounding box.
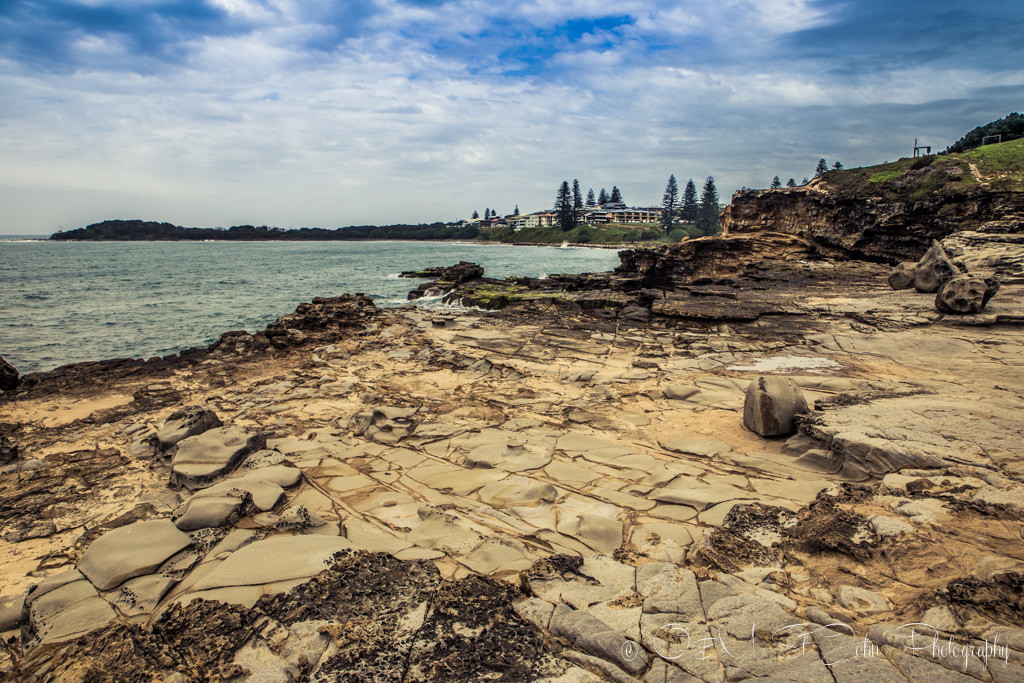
(183, 535, 354, 607)
(555, 511, 623, 554)
(809, 626, 906, 680)
(869, 515, 914, 538)
(0, 355, 18, 391)
(0, 436, 17, 465)
(549, 603, 649, 677)
(888, 261, 917, 289)
(742, 376, 808, 436)
(914, 240, 959, 293)
(156, 405, 222, 450)
(78, 519, 193, 591)
(170, 425, 266, 489)
(935, 275, 999, 314)
(23, 570, 116, 645)
(0, 593, 24, 631)
(173, 491, 251, 531)
(350, 406, 419, 443)
(837, 585, 890, 615)
(659, 438, 732, 457)
(171, 465, 300, 530)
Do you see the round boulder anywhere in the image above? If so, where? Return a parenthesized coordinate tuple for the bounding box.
(935, 276, 1000, 314)
(743, 376, 808, 437)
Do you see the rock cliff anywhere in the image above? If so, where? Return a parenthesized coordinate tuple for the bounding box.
(721, 187, 1024, 262)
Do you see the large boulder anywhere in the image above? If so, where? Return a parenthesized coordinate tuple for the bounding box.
(913, 240, 959, 293)
(0, 355, 18, 391)
(156, 405, 222, 450)
(170, 425, 266, 489)
(743, 376, 809, 436)
(887, 262, 917, 290)
(441, 261, 484, 282)
(935, 276, 1000, 314)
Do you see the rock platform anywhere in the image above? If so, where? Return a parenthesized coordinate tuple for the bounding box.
(1, 232, 1023, 681)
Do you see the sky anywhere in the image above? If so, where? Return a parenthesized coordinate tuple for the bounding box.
(1, 1, 1021, 234)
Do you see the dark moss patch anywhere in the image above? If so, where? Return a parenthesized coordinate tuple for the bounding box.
(939, 572, 1024, 627)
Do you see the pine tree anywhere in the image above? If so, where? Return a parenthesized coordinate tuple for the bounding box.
(513, 205, 520, 216)
(770, 176, 782, 189)
(786, 178, 796, 187)
(661, 174, 678, 234)
(555, 181, 576, 231)
(586, 189, 596, 207)
(610, 186, 623, 203)
(572, 179, 583, 216)
(681, 179, 698, 222)
(696, 176, 720, 236)
(832, 161, 844, 170)
(802, 177, 809, 185)
(814, 159, 829, 178)
(472, 210, 479, 219)
(598, 188, 609, 204)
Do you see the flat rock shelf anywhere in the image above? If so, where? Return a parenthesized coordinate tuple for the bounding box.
(2, 227, 1023, 682)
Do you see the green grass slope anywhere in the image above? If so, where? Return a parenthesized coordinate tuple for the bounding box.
(817, 137, 1024, 199)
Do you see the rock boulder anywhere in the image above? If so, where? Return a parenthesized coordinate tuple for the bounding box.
(935, 275, 1000, 314)
(743, 376, 808, 436)
(156, 405, 222, 450)
(0, 355, 18, 391)
(887, 262, 917, 290)
(913, 240, 959, 293)
(170, 425, 266, 489)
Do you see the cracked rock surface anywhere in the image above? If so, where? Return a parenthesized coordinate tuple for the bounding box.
(1, 230, 1023, 681)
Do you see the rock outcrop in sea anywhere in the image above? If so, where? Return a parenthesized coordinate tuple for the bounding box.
(2, 178, 1023, 681)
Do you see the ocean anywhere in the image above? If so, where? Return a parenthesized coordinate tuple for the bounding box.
(0, 238, 621, 374)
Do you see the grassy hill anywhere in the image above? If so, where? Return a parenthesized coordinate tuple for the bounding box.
(817, 137, 1024, 200)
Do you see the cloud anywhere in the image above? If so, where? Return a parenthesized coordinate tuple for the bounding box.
(0, 0, 1021, 233)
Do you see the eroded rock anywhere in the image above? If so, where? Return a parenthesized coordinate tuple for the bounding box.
(0, 355, 18, 391)
(914, 240, 959, 293)
(156, 405, 222, 450)
(169, 425, 266, 489)
(887, 261, 917, 290)
(935, 275, 999, 314)
(77, 519, 193, 591)
(742, 376, 808, 436)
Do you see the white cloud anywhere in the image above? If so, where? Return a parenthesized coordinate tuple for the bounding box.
(0, 0, 1021, 233)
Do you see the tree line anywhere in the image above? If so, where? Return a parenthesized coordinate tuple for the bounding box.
(50, 219, 481, 241)
(659, 176, 720, 236)
(944, 113, 1023, 154)
(764, 159, 844, 190)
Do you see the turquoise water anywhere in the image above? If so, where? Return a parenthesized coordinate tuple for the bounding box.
(0, 239, 621, 373)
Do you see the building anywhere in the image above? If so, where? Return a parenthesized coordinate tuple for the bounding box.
(598, 207, 661, 224)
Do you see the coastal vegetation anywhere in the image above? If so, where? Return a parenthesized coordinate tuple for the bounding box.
(50, 220, 482, 242)
(823, 137, 1024, 198)
(50, 120, 1021, 245)
(944, 112, 1023, 154)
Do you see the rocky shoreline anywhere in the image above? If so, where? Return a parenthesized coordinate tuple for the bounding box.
(1, 215, 1023, 681)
